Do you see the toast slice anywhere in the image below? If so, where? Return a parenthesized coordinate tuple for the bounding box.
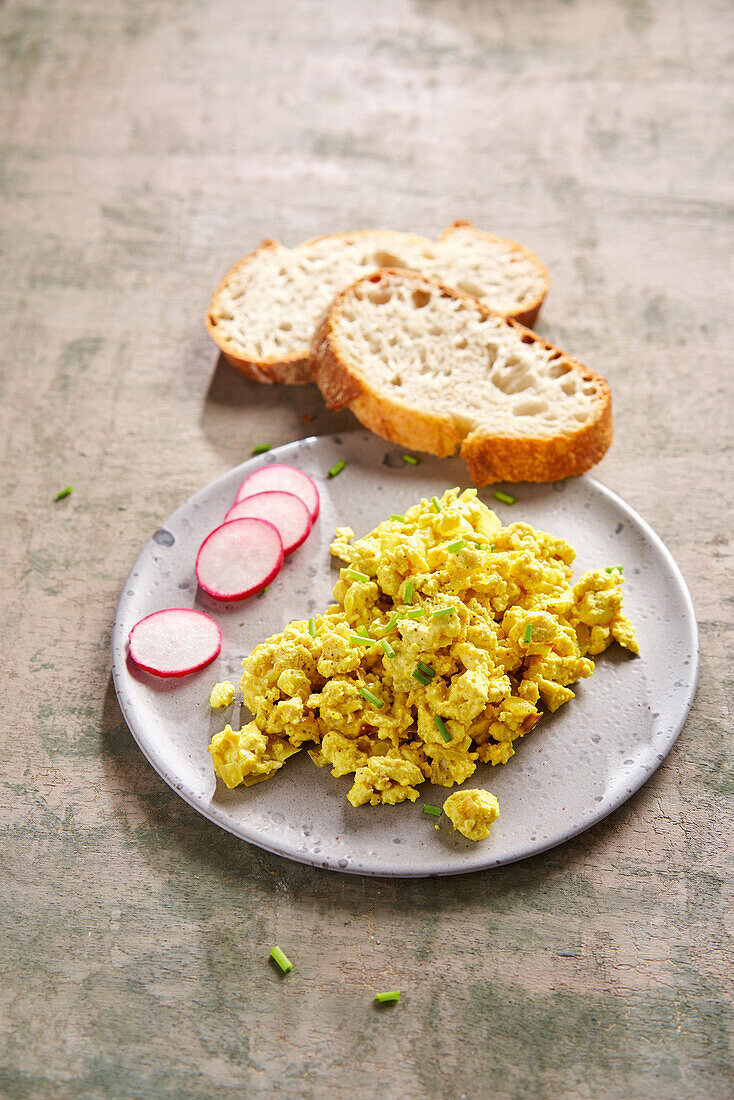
(206, 223, 549, 385)
(310, 269, 612, 485)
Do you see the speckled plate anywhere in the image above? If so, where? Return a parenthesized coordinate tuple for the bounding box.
(111, 432, 698, 877)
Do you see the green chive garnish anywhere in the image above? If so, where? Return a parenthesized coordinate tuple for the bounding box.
(390, 513, 404, 521)
(375, 990, 400, 1003)
(350, 634, 374, 646)
(404, 608, 425, 619)
(412, 669, 430, 686)
(357, 626, 369, 637)
(494, 490, 516, 506)
(252, 443, 272, 455)
(606, 565, 624, 574)
(308, 617, 317, 637)
(380, 639, 395, 658)
(524, 622, 533, 642)
(447, 539, 466, 553)
(431, 496, 441, 512)
(432, 607, 453, 620)
(382, 616, 399, 634)
(474, 542, 483, 550)
(417, 661, 435, 679)
(361, 688, 383, 709)
(404, 580, 414, 605)
(423, 804, 442, 817)
(402, 455, 419, 466)
(55, 486, 73, 500)
(433, 716, 451, 742)
(270, 946, 292, 973)
(490, 544, 495, 552)
(328, 460, 347, 478)
(347, 569, 370, 582)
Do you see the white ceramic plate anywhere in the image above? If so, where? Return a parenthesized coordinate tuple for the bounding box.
(111, 432, 698, 877)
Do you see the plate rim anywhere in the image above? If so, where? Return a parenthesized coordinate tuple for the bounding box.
(111, 433, 700, 877)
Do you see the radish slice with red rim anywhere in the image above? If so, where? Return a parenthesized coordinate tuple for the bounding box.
(224, 491, 312, 556)
(196, 517, 283, 601)
(128, 608, 222, 678)
(236, 464, 320, 521)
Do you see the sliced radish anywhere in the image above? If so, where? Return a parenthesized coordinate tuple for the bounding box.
(236, 464, 320, 521)
(128, 608, 222, 678)
(196, 517, 283, 601)
(224, 491, 312, 557)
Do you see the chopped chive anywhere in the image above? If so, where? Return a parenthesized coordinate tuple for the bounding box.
(431, 496, 441, 512)
(524, 622, 533, 643)
(490, 544, 495, 552)
(347, 569, 370, 582)
(380, 639, 395, 658)
(447, 539, 466, 553)
(404, 580, 414, 605)
(433, 716, 451, 742)
(423, 804, 442, 817)
(404, 608, 425, 619)
(349, 634, 374, 646)
(328, 460, 347, 478)
(270, 946, 292, 973)
(494, 490, 516, 506)
(375, 990, 400, 1003)
(474, 542, 483, 550)
(360, 687, 384, 709)
(357, 626, 370, 637)
(55, 486, 73, 500)
(308, 617, 317, 637)
(432, 607, 453, 620)
(606, 565, 624, 574)
(382, 616, 399, 634)
(412, 669, 430, 686)
(390, 513, 404, 521)
(402, 455, 419, 466)
(417, 661, 435, 679)
(252, 443, 272, 455)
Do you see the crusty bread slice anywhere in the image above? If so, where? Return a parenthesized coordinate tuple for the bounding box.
(310, 269, 612, 485)
(206, 223, 549, 385)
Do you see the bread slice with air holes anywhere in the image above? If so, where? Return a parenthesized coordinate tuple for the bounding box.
(310, 269, 612, 485)
(206, 222, 549, 385)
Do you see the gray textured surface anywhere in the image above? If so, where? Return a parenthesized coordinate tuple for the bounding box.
(1, 1, 732, 1097)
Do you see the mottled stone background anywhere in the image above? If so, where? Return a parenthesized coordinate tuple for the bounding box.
(1, 1, 732, 1097)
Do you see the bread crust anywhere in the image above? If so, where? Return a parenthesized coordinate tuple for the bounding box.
(206, 225, 550, 385)
(310, 270, 612, 486)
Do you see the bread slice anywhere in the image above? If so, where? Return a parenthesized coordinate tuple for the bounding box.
(206, 223, 549, 385)
(310, 269, 612, 485)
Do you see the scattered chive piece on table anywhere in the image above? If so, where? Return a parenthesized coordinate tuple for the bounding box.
(308, 617, 317, 637)
(328, 460, 347, 478)
(357, 626, 370, 637)
(270, 946, 292, 974)
(382, 616, 399, 634)
(432, 607, 453, 620)
(360, 687, 384, 709)
(55, 486, 73, 501)
(494, 490, 516, 506)
(375, 991, 400, 1004)
(417, 661, 436, 679)
(606, 565, 624, 574)
(405, 608, 425, 619)
(423, 804, 442, 817)
(402, 455, 419, 466)
(347, 569, 370, 582)
(412, 669, 430, 686)
(447, 539, 466, 553)
(252, 443, 272, 455)
(431, 496, 441, 512)
(350, 634, 374, 646)
(404, 580, 414, 605)
(433, 716, 451, 742)
(390, 513, 404, 521)
(380, 639, 395, 658)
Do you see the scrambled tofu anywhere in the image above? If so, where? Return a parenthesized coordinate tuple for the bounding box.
(209, 488, 638, 839)
(209, 681, 235, 709)
(443, 789, 500, 841)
